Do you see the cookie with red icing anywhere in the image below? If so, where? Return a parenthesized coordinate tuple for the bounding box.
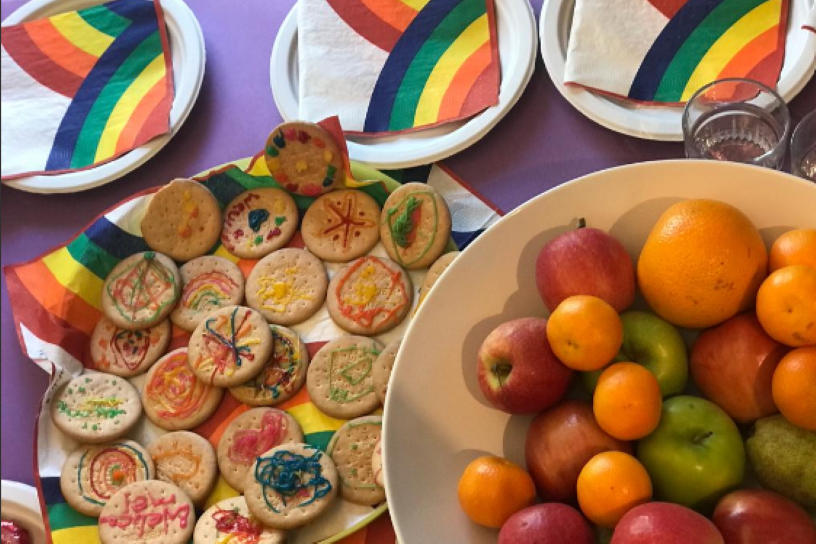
(264, 122, 344, 197)
(301, 189, 381, 262)
(220, 188, 299, 260)
(90, 317, 171, 377)
(194, 496, 285, 544)
(170, 256, 245, 332)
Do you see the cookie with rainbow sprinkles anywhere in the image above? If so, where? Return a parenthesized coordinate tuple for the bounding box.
(264, 122, 344, 197)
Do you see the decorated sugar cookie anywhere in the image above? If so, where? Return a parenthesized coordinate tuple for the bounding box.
(220, 188, 299, 259)
(194, 497, 285, 544)
(327, 255, 413, 335)
(264, 122, 344, 197)
(327, 416, 385, 506)
(142, 348, 223, 431)
(417, 251, 460, 310)
(90, 317, 171, 377)
(60, 440, 154, 517)
(372, 437, 384, 488)
(102, 251, 181, 331)
(301, 189, 381, 262)
(51, 373, 142, 444)
(373, 339, 401, 405)
(170, 256, 245, 332)
(230, 326, 309, 407)
(380, 182, 452, 270)
(245, 443, 338, 530)
(147, 431, 218, 507)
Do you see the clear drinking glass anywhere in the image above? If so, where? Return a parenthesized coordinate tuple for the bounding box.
(682, 78, 790, 170)
(791, 110, 816, 181)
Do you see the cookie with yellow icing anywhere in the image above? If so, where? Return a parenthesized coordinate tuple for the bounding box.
(220, 188, 299, 260)
(264, 122, 343, 197)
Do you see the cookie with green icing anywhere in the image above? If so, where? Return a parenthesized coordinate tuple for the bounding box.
(327, 416, 385, 506)
(220, 187, 299, 260)
(264, 122, 344, 197)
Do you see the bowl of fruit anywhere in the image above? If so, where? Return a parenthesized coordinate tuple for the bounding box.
(382, 160, 816, 543)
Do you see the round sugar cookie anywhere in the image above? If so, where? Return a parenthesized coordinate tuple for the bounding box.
(187, 306, 272, 387)
(245, 443, 338, 530)
(229, 326, 309, 407)
(216, 408, 304, 493)
(245, 248, 328, 326)
(327, 256, 413, 335)
(301, 189, 381, 262)
(98, 480, 194, 544)
(380, 182, 452, 270)
(194, 497, 285, 544)
(52, 372, 142, 444)
(307, 336, 382, 419)
(418, 251, 460, 305)
(147, 432, 217, 507)
(102, 251, 181, 331)
(60, 440, 154, 517)
(170, 256, 245, 332)
(142, 348, 223, 431)
(141, 179, 222, 262)
(373, 339, 401, 405)
(264, 122, 344, 197)
(90, 317, 171, 377)
(327, 416, 385, 506)
(220, 188, 299, 259)
(372, 438, 384, 488)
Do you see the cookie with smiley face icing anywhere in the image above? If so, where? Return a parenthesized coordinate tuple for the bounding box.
(90, 317, 171, 377)
(264, 122, 344, 197)
(220, 188, 299, 260)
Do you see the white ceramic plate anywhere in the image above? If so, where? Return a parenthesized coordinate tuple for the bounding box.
(383, 160, 816, 543)
(540, 0, 816, 141)
(269, 0, 537, 169)
(2, 0, 205, 194)
(1, 481, 47, 544)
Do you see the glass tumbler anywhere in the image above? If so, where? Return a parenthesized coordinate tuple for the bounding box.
(791, 110, 816, 181)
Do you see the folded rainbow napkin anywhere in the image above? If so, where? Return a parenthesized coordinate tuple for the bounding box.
(564, 0, 791, 104)
(1, 0, 173, 180)
(297, 0, 500, 136)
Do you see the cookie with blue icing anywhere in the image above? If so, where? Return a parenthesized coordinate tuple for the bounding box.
(220, 188, 299, 260)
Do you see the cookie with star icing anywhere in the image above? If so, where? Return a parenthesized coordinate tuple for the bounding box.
(90, 317, 171, 377)
(327, 416, 385, 506)
(220, 188, 299, 260)
(264, 122, 344, 197)
(194, 497, 285, 544)
(170, 256, 245, 332)
(147, 431, 217, 507)
(301, 189, 381, 262)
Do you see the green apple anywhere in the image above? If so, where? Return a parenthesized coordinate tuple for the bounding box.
(582, 311, 688, 397)
(637, 396, 745, 512)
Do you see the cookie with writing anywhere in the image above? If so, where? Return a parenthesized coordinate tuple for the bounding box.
(372, 437, 384, 488)
(245, 443, 338, 530)
(264, 122, 344, 197)
(102, 252, 181, 331)
(147, 431, 217, 507)
(373, 339, 401, 405)
(416, 251, 460, 312)
(142, 348, 223, 431)
(194, 496, 285, 544)
(216, 408, 304, 493)
(90, 317, 171, 377)
(301, 189, 381, 262)
(141, 179, 222, 262)
(327, 416, 385, 506)
(221, 188, 299, 259)
(52, 372, 142, 444)
(60, 440, 154, 517)
(170, 256, 245, 332)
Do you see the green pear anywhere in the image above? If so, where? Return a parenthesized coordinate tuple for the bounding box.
(746, 415, 816, 512)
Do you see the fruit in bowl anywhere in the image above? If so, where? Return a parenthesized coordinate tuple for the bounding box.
(712, 489, 816, 544)
(771, 347, 816, 431)
(576, 451, 652, 528)
(498, 504, 595, 544)
(611, 502, 724, 544)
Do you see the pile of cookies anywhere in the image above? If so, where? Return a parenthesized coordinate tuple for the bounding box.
(48, 122, 461, 543)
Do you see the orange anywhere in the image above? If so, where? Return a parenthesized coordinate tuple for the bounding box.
(593, 362, 662, 440)
(756, 265, 816, 347)
(457, 455, 536, 528)
(772, 347, 816, 430)
(577, 451, 652, 528)
(637, 199, 767, 329)
(769, 228, 816, 272)
(546, 295, 624, 371)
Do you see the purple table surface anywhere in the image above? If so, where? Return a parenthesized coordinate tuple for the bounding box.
(1, 0, 814, 486)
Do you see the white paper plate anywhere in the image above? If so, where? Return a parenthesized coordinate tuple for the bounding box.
(540, 0, 816, 141)
(2, 0, 205, 194)
(1, 481, 47, 544)
(383, 160, 816, 542)
(270, 0, 537, 169)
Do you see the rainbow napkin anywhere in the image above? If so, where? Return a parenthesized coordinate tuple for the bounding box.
(563, 0, 791, 104)
(1, 0, 173, 180)
(297, 0, 500, 136)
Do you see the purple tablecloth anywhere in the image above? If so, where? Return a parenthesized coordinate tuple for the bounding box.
(1, 0, 814, 487)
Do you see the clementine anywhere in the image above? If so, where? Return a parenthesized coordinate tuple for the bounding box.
(577, 451, 652, 528)
(772, 347, 816, 431)
(457, 455, 536, 528)
(593, 362, 662, 441)
(769, 228, 816, 272)
(546, 295, 624, 371)
(756, 265, 816, 347)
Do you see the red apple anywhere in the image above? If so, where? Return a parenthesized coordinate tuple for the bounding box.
(535, 223, 635, 312)
(611, 502, 724, 544)
(525, 400, 632, 502)
(477, 317, 572, 414)
(713, 489, 816, 544)
(498, 503, 595, 544)
(690, 312, 787, 423)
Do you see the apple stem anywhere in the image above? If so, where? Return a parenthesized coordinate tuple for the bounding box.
(692, 431, 714, 445)
(577, 218, 586, 229)
(492, 363, 512, 387)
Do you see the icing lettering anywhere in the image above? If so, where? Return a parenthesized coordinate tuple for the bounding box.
(99, 490, 189, 538)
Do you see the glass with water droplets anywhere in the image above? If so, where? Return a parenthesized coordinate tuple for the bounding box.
(791, 110, 816, 181)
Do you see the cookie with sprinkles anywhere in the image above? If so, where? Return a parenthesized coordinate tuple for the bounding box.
(194, 497, 285, 544)
(373, 339, 401, 405)
(327, 255, 413, 336)
(102, 251, 181, 331)
(142, 348, 224, 431)
(141, 179, 222, 262)
(90, 317, 171, 377)
(230, 325, 309, 407)
(51, 372, 142, 444)
(221, 188, 299, 259)
(307, 336, 382, 419)
(170, 256, 245, 332)
(245, 443, 338, 530)
(147, 431, 218, 507)
(245, 248, 328, 326)
(216, 408, 304, 493)
(327, 416, 385, 506)
(380, 182, 452, 270)
(301, 189, 381, 262)
(264, 122, 344, 197)
(60, 440, 154, 517)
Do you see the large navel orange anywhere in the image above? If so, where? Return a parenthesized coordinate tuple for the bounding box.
(637, 199, 767, 329)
